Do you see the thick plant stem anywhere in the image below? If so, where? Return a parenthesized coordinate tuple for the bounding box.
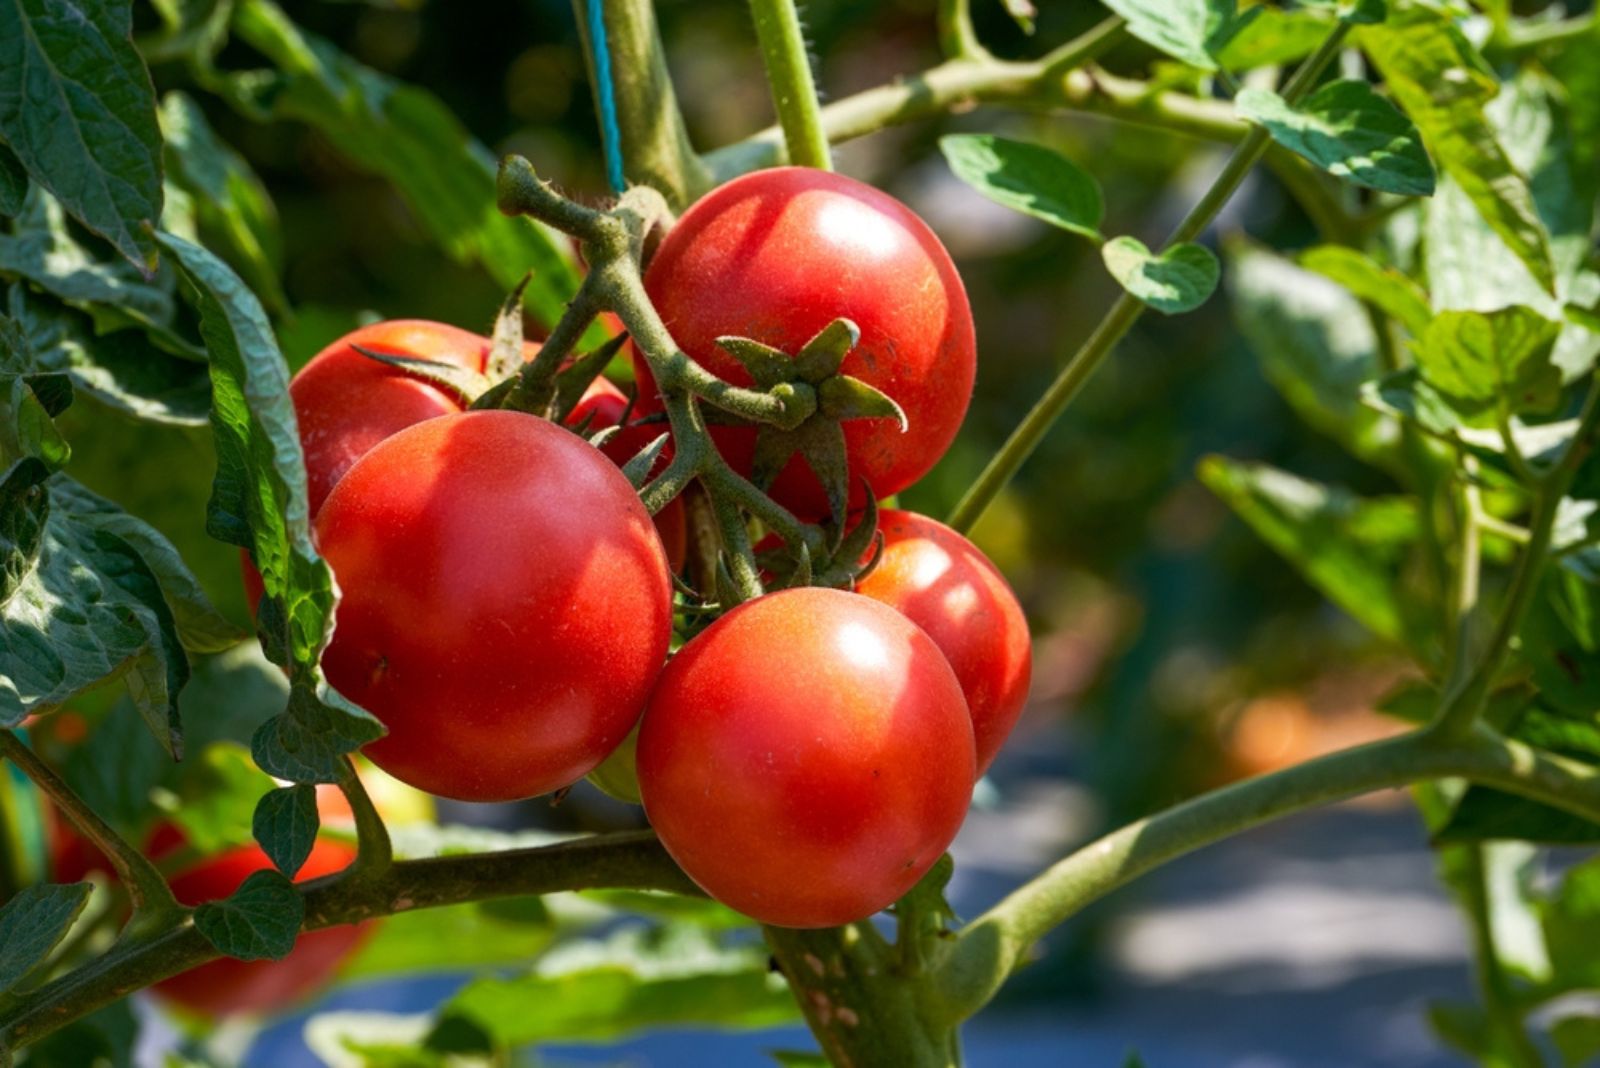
(748, 0, 833, 170)
(765, 923, 959, 1068)
(935, 725, 1600, 1022)
(0, 832, 692, 1051)
(570, 0, 713, 206)
(944, 23, 1351, 534)
(0, 731, 180, 921)
(336, 757, 393, 877)
(1433, 376, 1600, 737)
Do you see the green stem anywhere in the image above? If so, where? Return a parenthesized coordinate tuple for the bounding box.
(936, 0, 989, 61)
(704, 59, 1244, 182)
(571, 0, 713, 206)
(936, 725, 1600, 1022)
(946, 24, 1351, 534)
(0, 732, 181, 921)
(0, 832, 692, 1051)
(1434, 376, 1600, 736)
(748, 0, 833, 170)
(1457, 844, 1543, 1068)
(336, 758, 393, 877)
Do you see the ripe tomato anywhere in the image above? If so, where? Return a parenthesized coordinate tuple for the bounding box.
(291, 320, 534, 515)
(316, 410, 673, 802)
(637, 587, 975, 928)
(152, 785, 367, 1017)
(855, 511, 1031, 774)
(568, 376, 687, 572)
(633, 167, 976, 519)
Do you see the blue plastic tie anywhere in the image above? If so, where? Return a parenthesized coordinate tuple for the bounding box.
(586, 0, 627, 193)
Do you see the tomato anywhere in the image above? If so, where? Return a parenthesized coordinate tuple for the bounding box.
(152, 786, 367, 1017)
(316, 410, 673, 802)
(291, 320, 535, 516)
(633, 167, 976, 519)
(637, 587, 975, 928)
(855, 511, 1031, 774)
(568, 376, 688, 572)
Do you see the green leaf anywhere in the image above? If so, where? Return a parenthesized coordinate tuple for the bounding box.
(145, 0, 234, 69)
(1198, 457, 1423, 647)
(1411, 306, 1561, 419)
(160, 232, 384, 781)
(0, 881, 90, 991)
(1552, 1016, 1600, 1068)
(158, 741, 275, 855)
(0, 471, 216, 758)
(1435, 787, 1600, 844)
(439, 924, 798, 1046)
(937, 135, 1103, 240)
(0, 189, 202, 362)
(1360, 9, 1556, 294)
(1213, 7, 1334, 70)
(159, 92, 286, 317)
(1100, 0, 1253, 71)
(22, 1000, 137, 1068)
(1298, 245, 1432, 336)
(218, 0, 586, 339)
(1236, 80, 1434, 196)
(0, 0, 164, 270)
(339, 898, 558, 982)
(0, 313, 72, 471)
(1102, 237, 1219, 315)
(193, 868, 304, 961)
(0, 143, 26, 216)
(1226, 242, 1397, 463)
(1542, 855, 1600, 992)
(253, 783, 319, 877)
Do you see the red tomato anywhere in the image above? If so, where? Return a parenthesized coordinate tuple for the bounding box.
(855, 511, 1031, 774)
(633, 167, 976, 519)
(291, 320, 535, 515)
(153, 787, 367, 1017)
(637, 587, 975, 927)
(316, 411, 673, 802)
(567, 377, 687, 572)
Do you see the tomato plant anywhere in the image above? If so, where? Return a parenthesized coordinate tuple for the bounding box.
(2, 0, 1599, 1066)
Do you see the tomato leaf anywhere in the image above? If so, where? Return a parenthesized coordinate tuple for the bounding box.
(159, 92, 286, 318)
(253, 783, 320, 878)
(0, 881, 91, 992)
(1235, 80, 1435, 197)
(1213, 7, 1333, 70)
(0, 144, 26, 217)
(1099, 0, 1255, 71)
(436, 925, 798, 1046)
(193, 868, 304, 961)
(160, 232, 384, 782)
(1298, 245, 1432, 336)
(1411, 306, 1562, 422)
(1198, 457, 1425, 649)
(0, 314, 72, 472)
(1225, 242, 1397, 465)
(0, 467, 234, 758)
(938, 135, 1103, 241)
(1360, 9, 1556, 295)
(1101, 237, 1218, 315)
(0, 0, 164, 271)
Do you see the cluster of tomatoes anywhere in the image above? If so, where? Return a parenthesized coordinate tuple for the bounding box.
(43, 166, 1032, 1019)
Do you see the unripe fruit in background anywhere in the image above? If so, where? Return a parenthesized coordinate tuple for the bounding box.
(638, 587, 976, 928)
(316, 411, 673, 802)
(634, 167, 976, 519)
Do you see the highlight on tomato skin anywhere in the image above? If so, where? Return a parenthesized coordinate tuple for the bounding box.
(636, 586, 977, 929)
(633, 166, 977, 519)
(854, 510, 1033, 774)
(314, 410, 674, 803)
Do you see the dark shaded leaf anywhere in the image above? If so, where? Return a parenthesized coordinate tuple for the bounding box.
(0, 0, 163, 269)
(253, 783, 319, 877)
(193, 868, 303, 961)
(0, 880, 90, 991)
